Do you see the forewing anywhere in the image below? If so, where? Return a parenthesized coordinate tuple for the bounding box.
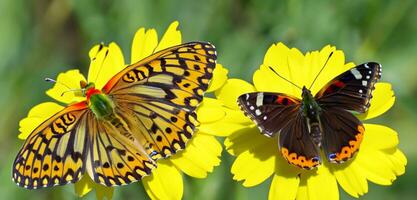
(103, 42, 215, 160)
(316, 62, 381, 113)
(237, 92, 300, 137)
(320, 108, 364, 163)
(279, 113, 321, 169)
(12, 102, 89, 189)
(86, 113, 156, 186)
(103, 42, 216, 111)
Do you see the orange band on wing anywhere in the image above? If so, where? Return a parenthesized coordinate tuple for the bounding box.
(333, 125, 365, 162)
(281, 148, 321, 169)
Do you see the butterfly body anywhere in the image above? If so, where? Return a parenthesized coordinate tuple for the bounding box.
(85, 86, 115, 120)
(300, 86, 323, 147)
(13, 42, 217, 189)
(238, 62, 381, 169)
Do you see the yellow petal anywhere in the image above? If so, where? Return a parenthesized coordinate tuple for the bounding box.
(355, 151, 395, 185)
(331, 162, 368, 198)
(198, 96, 250, 125)
(305, 165, 339, 200)
(231, 142, 276, 187)
(198, 97, 224, 108)
(196, 98, 226, 123)
(227, 126, 278, 186)
(88, 43, 125, 89)
(295, 181, 309, 200)
(361, 124, 399, 151)
(207, 64, 229, 92)
(199, 122, 247, 137)
(267, 155, 304, 199)
(224, 126, 270, 156)
(171, 134, 221, 178)
(254, 43, 297, 97)
(254, 43, 355, 98)
(74, 175, 114, 200)
(18, 102, 64, 139)
(388, 149, 407, 176)
(269, 174, 300, 200)
(74, 175, 94, 197)
(155, 21, 182, 52)
(196, 107, 225, 124)
(358, 83, 395, 120)
(221, 109, 252, 124)
(45, 70, 86, 104)
(143, 160, 183, 200)
(131, 28, 158, 63)
(285, 46, 306, 95)
(354, 149, 398, 185)
(215, 79, 255, 109)
(87, 44, 107, 84)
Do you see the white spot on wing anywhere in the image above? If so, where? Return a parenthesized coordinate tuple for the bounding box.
(351, 68, 362, 79)
(255, 109, 262, 116)
(359, 89, 363, 93)
(245, 94, 249, 100)
(256, 93, 264, 107)
(263, 116, 267, 120)
(250, 106, 254, 110)
(362, 80, 367, 86)
(364, 63, 370, 68)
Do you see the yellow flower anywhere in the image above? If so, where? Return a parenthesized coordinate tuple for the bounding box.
(215, 43, 406, 199)
(17, 21, 228, 200)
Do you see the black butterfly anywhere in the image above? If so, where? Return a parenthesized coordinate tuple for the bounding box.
(238, 60, 381, 169)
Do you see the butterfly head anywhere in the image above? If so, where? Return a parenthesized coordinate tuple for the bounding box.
(80, 81, 101, 101)
(301, 86, 311, 98)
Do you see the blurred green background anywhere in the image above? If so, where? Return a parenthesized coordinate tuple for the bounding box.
(1, 0, 416, 199)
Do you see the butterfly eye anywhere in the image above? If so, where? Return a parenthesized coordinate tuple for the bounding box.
(80, 80, 88, 88)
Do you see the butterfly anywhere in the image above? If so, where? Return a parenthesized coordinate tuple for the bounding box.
(238, 58, 381, 169)
(12, 42, 217, 189)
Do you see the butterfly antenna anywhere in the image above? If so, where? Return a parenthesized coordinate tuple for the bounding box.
(45, 78, 72, 90)
(308, 51, 333, 89)
(268, 66, 303, 90)
(60, 89, 83, 96)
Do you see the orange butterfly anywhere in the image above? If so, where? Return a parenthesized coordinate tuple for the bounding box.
(12, 42, 217, 189)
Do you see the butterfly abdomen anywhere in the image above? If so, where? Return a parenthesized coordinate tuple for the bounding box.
(301, 87, 324, 147)
(309, 122, 322, 147)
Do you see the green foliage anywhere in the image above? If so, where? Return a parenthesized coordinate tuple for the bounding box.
(0, 0, 416, 199)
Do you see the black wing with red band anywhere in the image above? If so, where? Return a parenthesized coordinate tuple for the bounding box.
(237, 92, 300, 137)
(316, 62, 381, 163)
(238, 92, 321, 169)
(316, 62, 381, 113)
